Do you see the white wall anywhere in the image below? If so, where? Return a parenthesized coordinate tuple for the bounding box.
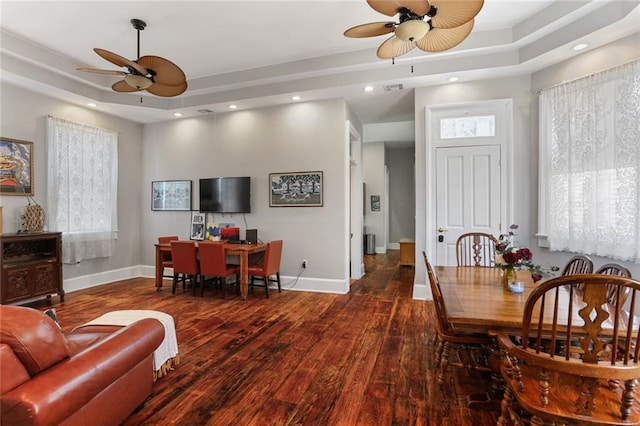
(140, 99, 351, 292)
(0, 84, 144, 286)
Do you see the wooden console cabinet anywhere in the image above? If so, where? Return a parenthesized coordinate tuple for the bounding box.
(399, 238, 415, 267)
(1, 232, 64, 304)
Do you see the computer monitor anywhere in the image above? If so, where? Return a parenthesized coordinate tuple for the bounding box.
(246, 229, 258, 244)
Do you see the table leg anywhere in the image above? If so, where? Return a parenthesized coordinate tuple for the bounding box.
(240, 251, 249, 300)
(466, 339, 505, 411)
(155, 245, 162, 290)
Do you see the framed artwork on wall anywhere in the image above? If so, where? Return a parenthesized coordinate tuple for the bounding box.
(0, 137, 34, 196)
(151, 180, 192, 211)
(371, 195, 381, 211)
(269, 171, 323, 207)
(190, 211, 205, 240)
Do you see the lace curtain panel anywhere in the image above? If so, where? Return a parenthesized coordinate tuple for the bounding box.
(539, 60, 640, 262)
(46, 116, 118, 263)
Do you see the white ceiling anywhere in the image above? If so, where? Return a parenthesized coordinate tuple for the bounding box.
(1, 1, 639, 125)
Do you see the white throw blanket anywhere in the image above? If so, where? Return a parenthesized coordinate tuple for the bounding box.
(76, 310, 179, 379)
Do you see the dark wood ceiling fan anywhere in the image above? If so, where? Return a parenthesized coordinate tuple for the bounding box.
(77, 18, 187, 97)
(344, 0, 484, 59)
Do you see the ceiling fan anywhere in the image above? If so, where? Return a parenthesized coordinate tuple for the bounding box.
(77, 19, 187, 97)
(344, 0, 484, 60)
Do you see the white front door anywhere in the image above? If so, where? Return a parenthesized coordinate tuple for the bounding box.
(435, 145, 501, 265)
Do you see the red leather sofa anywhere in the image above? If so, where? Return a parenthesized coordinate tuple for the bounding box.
(0, 305, 165, 426)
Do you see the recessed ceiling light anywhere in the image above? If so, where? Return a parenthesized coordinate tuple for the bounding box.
(364, 86, 374, 92)
(448, 76, 459, 82)
(292, 95, 301, 101)
(229, 104, 238, 110)
(173, 112, 183, 117)
(87, 102, 97, 107)
(572, 43, 588, 51)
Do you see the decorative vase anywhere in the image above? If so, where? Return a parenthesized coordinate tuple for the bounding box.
(502, 268, 517, 290)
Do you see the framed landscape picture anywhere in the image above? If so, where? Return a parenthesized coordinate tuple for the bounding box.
(269, 171, 323, 207)
(152, 180, 192, 211)
(0, 137, 34, 196)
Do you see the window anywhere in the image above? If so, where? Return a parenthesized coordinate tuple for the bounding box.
(46, 116, 118, 263)
(439, 115, 495, 139)
(538, 60, 640, 262)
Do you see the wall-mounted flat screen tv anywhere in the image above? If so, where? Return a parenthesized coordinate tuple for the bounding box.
(199, 177, 251, 213)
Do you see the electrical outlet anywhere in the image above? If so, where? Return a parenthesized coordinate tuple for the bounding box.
(302, 259, 307, 269)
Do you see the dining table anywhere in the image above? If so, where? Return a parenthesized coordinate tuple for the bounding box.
(435, 265, 640, 410)
(154, 241, 267, 300)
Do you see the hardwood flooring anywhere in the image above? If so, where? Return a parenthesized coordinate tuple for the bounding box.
(30, 251, 499, 425)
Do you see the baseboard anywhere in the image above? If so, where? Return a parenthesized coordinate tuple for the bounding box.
(64, 266, 145, 293)
(411, 283, 432, 300)
(388, 242, 400, 250)
(65, 265, 350, 296)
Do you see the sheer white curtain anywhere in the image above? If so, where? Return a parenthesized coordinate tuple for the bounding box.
(46, 116, 118, 263)
(539, 60, 640, 262)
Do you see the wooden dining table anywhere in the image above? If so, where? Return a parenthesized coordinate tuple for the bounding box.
(436, 265, 538, 335)
(436, 265, 562, 410)
(435, 265, 640, 410)
(154, 242, 267, 300)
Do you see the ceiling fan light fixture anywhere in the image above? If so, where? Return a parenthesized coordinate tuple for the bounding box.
(395, 20, 429, 42)
(124, 74, 152, 90)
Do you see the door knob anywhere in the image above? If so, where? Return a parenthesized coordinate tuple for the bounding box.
(438, 227, 447, 233)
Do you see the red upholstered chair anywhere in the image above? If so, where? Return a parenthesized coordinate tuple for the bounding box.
(158, 236, 179, 281)
(248, 240, 283, 298)
(198, 241, 240, 298)
(170, 241, 200, 295)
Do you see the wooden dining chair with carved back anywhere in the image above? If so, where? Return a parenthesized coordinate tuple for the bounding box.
(489, 274, 640, 426)
(596, 263, 633, 306)
(560, 254, 594, 275)
(170, 240, 200, 295)
(249, 240, 283, 298)
(455, 232, 498, 267)
(562, 255, 594, 293)
(158, 236, 179, 281)
(423, 252, 493, 387)
(198, 241, 240, 298)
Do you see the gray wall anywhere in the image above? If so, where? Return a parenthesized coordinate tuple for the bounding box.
(413, 33, 640, 299)
(0, 84, 144, 281)
(387, 147, 415, 244)
(140, 99, 350, 285)
(362, 142, 385, 252)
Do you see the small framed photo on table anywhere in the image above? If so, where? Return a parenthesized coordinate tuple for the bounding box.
(190, 211, 205, 240)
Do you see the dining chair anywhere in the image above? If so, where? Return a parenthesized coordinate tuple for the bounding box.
(489, 274, 640, 426)
(170, 241, 200, 295)
(158, 236, 179, 281)
(423, 252, 492, 387)
(560, 254, 594, 275)
(198, 241, 240, 298)
(455, 232, 498, 267)
(249, 240, 283, 298)
(596, 263, 633, 306)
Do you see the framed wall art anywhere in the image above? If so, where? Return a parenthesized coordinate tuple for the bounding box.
(269, 171, 323, 207)
(151, 180, 192, 211)
(190, 211, 205, 240)
(0, 137, 34, 196)
(371, 195, 381, 211)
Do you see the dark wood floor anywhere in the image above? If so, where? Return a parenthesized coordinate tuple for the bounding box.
(32, 251, 499, 425)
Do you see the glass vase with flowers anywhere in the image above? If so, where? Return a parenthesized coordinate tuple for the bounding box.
(494, 224, 558, 289)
